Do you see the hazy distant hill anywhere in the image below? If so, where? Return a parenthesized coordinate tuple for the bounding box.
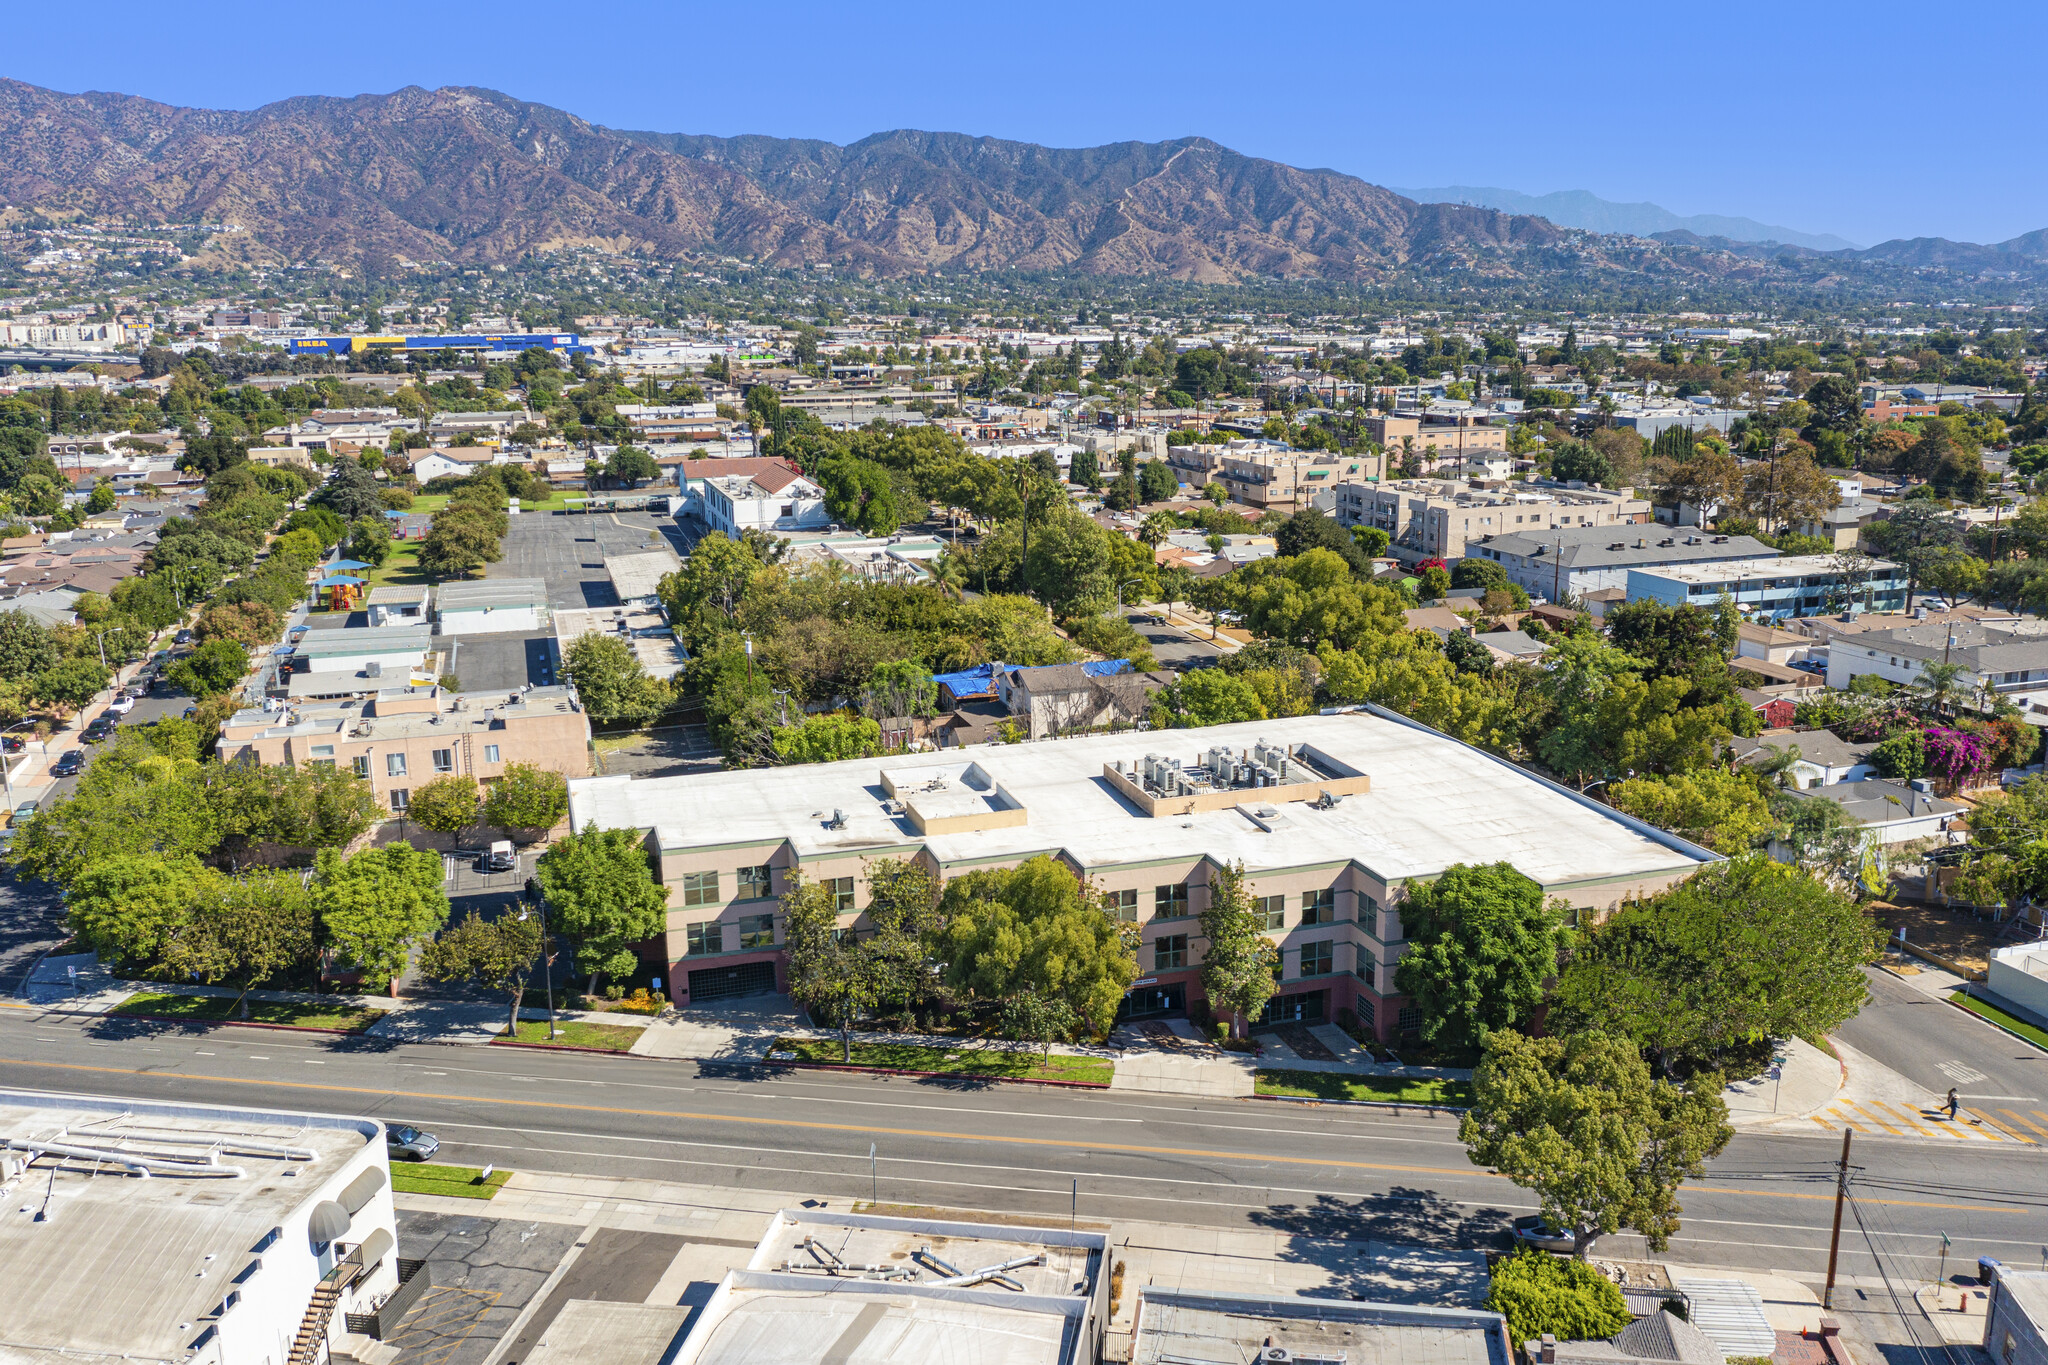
(1390, 184, 1861, 252)
(3, 78, 2042, 294)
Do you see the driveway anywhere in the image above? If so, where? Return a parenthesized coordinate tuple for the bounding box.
(487, 510, 688, 611)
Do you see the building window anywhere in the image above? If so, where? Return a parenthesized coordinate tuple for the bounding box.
(680, 871, 719, 907)
(1358, 996, 1375, 1029)
(386, 752, 407, 778)
(1397, 1004, 1422, 1032)
(1103, 888, 1139, 922)
(1354, 952, 1375, 987)
(432, 748, 453, 774)
(828, 877, 856, 912)
(686, 921, 724, 956)
(737, 865, 773, 901)
(310, 744, 334, 757)
(311, 758, 335, 769)
(1258, 894, 1286, 931)
(1154, 934, 1187, 971)
(1300, 940, 1333, 977)
(353, 755, 371, 779)
(1301, 889, 1336, 925)
(484, 744, 501, 763)
(1154, 883, 1189, 918)
(390, 788, 409, 812)
(737, 914, 775, 949)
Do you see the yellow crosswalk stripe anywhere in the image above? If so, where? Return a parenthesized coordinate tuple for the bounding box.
(1999, 1109, 2048, 1139)
(1984, 1110, 2043, 1143)
(1879, 1103, 1949, 1139)
(1844, 1102, 1905, 1137)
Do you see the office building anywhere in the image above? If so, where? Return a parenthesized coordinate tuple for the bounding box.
(1337, 480, 1652, 565)
(1626, 554, 1906, 622)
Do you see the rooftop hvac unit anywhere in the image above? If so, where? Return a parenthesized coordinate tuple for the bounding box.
(364, 661, 382, 677)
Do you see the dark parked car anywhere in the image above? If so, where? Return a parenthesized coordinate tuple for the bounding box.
(9, 801, 36, 828)
(175, 629, 194, 645)
(82, 720, 117, 744)
(384, 1124, 439, 1162)
(50, 750, 84, 777)
(1511, 1215, 1592, 1254)
(0, 735, 22, 753)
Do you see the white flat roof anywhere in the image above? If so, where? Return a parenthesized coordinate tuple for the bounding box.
(0, 1089, 380, 1363)
(1636, 553, 1901, 586)
(569, 710, 1712, 888)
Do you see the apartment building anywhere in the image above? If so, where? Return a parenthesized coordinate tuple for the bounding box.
(1627, 554, 1907, 622)
(1335, 479, 1651, 563)
(1364, 411, 1510, 463)
(220, 684, 591, 815)
(1464, 525, 1777, 599)
(1216, 447, 1381, 510)
(1823, 617, 2048, 712)
(566, 710, 1713, 1040)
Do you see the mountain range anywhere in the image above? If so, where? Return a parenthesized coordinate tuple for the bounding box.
(0, 78, 2042, 292)
(1388, 185, 1860, 252)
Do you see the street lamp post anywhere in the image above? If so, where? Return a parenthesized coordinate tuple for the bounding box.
(0, 718, 39, 810)
(1114, 578, 1142, 615)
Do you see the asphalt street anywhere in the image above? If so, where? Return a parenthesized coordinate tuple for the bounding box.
(1, 1007, 2042, 1292)
(1838, 964, 2048, 1114)
(1121, 608, 1226, 672)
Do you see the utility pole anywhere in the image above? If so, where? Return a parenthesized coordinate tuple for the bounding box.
(1823, 1128, 1852, 1310)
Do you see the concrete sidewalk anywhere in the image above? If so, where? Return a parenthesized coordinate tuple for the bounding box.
(1723, 1036, 1843, 1128)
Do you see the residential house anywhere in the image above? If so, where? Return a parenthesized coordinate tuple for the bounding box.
(1732, 727, 1878, 788)
(1771, 777, 1961, 852)
(1823, 617, 2048, 714)
(407, 448, 500, 483)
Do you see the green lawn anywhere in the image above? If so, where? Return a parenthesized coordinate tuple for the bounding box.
(1255, 1068, 1472, 1107)
(1951, 991, 2048, 1050)
(389, 1162, 511, 1200)
(499, 1019, 645, 1051)
(113, 991, 387, 1032)
(771, 1036, 1114, 1085)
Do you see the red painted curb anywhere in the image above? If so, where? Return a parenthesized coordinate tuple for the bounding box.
(110, 1011, 380, 1036)
(764, 1058, 1111, 1089)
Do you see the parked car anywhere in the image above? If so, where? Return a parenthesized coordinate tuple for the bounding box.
(174, 629, 194, 645)
(384, 1124, 439, 1162)
(50, 750, 84, 777)
(106, 695, 135, 716)
(1510, 1215, 1592, 1254)
(81, 721, 117, 745)
(9, 801, 36, 829)
(482, 840, 516, 873)
(0, 735, 22, 753)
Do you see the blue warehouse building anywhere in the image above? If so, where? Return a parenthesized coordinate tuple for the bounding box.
(287, 332, 593, 357)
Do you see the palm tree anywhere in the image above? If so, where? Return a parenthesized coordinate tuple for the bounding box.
(1139, 512, 1175, 550)
(929, 550, 968, 600)
(1913, 660, 1971, 717)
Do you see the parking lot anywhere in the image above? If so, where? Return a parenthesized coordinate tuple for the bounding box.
(486, 508, 686, 611)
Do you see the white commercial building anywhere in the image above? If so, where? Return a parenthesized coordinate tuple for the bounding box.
(434, 578, 549, 636)
(0, 1088, 406, 1365)
(700, 466, 831, 538)
(1336, 479, 1651, 564)
(672, 1208, 1108, 1365)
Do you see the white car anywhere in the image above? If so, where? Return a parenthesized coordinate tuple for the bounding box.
(105, 695, 136, 716)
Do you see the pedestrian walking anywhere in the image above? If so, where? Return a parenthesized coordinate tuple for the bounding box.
(1946, 1087, 1960, 1120)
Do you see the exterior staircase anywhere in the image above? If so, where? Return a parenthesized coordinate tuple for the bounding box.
(286, 1262, 359, 1365)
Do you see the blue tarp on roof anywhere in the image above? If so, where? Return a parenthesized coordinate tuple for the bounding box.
(933, 658, 1133, 702)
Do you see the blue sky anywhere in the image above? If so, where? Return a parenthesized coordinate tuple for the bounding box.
(6, 0, 2042, 249)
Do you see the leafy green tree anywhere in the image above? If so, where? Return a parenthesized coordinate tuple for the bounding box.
(859, 660, 939, 719)
(658, 531, 760, 623)
(0, 610, 58, 682)
(161, 870, 317, 1019)
(418, 507, 503, 578)
(315, 842, 450, 990)
(1548, 440, 1614, 486)
(1915, 546, 1986, 608)
(1488, 1250, 1631, 1346)
(561, 630, 668, 724)
(1199, 862, 1279, 1038)
(167, 639, 251, 699)
(285, 506, 349, 547)
(999, 990, 1081, 1066)
(1869, 731, 1927, 780)
(86, 479, 116, 514)
(419, 907, 546, 1035)
(1554, 855, 1876, 1071)
(13, 745, 223, 885)
(781, 868, 885, 1059)
(1607, 770, 1772, 852)
(1351, 525, 1391, 559)
(1068, 447, 1100, 488)
(481, 762, 570, 835)
(1138, 460, 1179, 504)
(312, 455, 387, 520)
(1392, 862, 1564, 1049)
(406, 774, 482, 834)
(936, 855, 1138, 1038)
(606, 445, 661, 488)
(178, 434, 248, 477)
(64, 853, 218, 967)
(346, 516, 391, 568)
(534, 826, 668, 995)
(819, 457, 900, 536)
(195, 599, 280, 647)
(1459, 1029, 1733, 1258)
(1274, 509, 1369, 576)
(31, 658, 110, 711)
(1155, 667, 1266, 727)
(771, 713, 882, 764)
